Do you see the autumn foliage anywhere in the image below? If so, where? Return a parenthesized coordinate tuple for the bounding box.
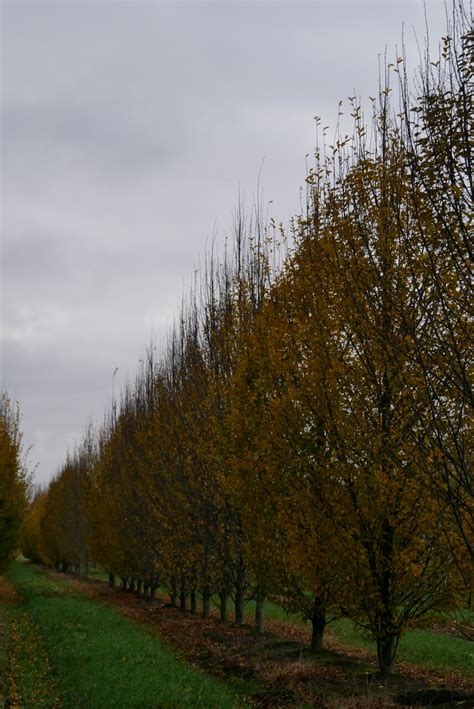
(0, 393, 30, 571)
(23, 5, 472, 676)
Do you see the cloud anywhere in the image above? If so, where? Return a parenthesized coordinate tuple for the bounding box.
(1, 0, 447, 483)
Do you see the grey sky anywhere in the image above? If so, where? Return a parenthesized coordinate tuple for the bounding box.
(1, 0, 447, 485)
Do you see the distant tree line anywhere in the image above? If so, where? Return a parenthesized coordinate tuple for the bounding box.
(22, 3, 472, 676)
(0, 393, 30, 571)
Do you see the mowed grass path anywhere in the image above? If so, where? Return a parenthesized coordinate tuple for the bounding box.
(4, 562, 241, 708)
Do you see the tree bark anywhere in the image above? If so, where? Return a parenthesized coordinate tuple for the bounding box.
(170, 577, 178, 607)
(235, 586, 244, 626)
(180, 587, 187, 612)
(190, 590, 197, 614)
(219, 591, 228, 622)
(108, 573, 115, 589)
(310, 602, 326, 652)
(376, 635, 399, 676)
(202, 587, 211, 619)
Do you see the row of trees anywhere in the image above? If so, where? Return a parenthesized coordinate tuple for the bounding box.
(0, 393, 30, 571)
(23, 4, 472, 676)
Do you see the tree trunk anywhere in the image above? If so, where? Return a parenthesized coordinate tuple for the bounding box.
(108, 573, 115, 589)
(235, 586, 244, 626)
(121, 577, 128, 591)
(180, 588, 187, 612)
(61, 562, 69, 573)
(376, 635, 399, 676)
(136, 579, 143, 596)
(255, 594, 265, 634)
(310, 603, 326, 652)
(219, 591, 228, 622)
(170, 577, 177, 607)
(150, 574, 158, 600)
(202, 587, 211, 619)
(190, 590, 197, 614)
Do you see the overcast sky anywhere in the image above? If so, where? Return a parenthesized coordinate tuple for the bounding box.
(1, 0, 447, 486)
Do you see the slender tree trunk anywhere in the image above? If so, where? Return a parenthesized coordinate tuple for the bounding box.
(180, 587, 187, 612)
(108, 573, 115, 589)
(219, 591, 228, 622)
(121, 577, 128, 591)
(376, 635, 399, 676)
(235, 586, 245, 626)
(190, 590, 197, 614)
(136, 579, 143, 596)
(129, 578, 136, 593)
(202, 587, 211, 619)
(255, 593, 265, 634)
(170, 577, 178, 607)
(310, 602, 326, 652)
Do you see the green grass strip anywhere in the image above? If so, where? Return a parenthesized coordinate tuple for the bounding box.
(327, 618, 473, 675)
(7, 562, 241, 709)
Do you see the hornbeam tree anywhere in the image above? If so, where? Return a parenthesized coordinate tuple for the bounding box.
(397, 2, 473, 569)
(288, 88, 465, 673)
(228, 274, 342, 649)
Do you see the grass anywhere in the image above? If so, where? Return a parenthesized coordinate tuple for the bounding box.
(86, 568, 110, 583)
(325, 618, 473, 675)
(5, 562, 243, 708)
